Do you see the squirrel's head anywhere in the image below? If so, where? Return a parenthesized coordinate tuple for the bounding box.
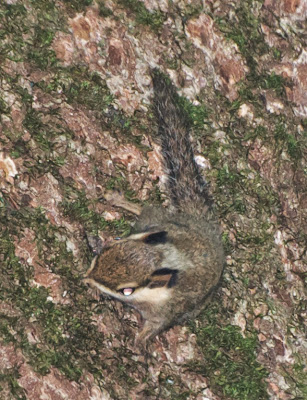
(83, 231, 178, 305)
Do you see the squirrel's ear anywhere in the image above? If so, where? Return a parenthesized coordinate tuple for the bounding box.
(148, 268, 178, 288)
(130, 231, 168, 245)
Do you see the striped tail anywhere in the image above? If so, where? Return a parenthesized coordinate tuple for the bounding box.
(151, 69, 213, 216)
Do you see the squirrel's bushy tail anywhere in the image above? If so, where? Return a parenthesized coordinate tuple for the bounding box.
(151, 70, 213, 216)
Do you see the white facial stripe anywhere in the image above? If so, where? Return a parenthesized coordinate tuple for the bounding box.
(85, 255, 98, 277)
(132, 286, 171, 304)
(83, 278, 124, 301)
(116, 282, 138, 291)
(128, 232, 149, 240)
(84, 278, 171, 305)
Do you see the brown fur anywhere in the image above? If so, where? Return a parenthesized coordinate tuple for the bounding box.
(84, 70, 224, 344)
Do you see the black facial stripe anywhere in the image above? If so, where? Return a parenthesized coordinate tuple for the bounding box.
(150, 268, 178, 288)
(151, 268, 178, 276)
(143, 231, 168, 245)
(168, 270, 178, 288)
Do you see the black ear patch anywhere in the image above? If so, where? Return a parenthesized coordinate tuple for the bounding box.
(143, 231, 168, 245)
(149, 268, 178, 288)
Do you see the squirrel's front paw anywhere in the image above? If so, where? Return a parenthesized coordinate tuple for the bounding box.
(134, 320, 163, 352)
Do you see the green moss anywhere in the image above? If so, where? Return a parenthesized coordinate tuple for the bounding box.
(63, 68, 113, 110)
(153, 69, 209, 135)
(1, 205, 140, 392)
(180, 97, 208, 135)
(0, 2, 26, 19)
(61, 189, 131, 236)
(272, 47, 282, 60)
(0, 96, 10, 114)
(23, 110, 53, 152)
(20, 106, 73, 174)
(274, 119, 302, 161)
(237, 228, 273, 247)
(204, 140, 222, 166)
(189, 306, 269, 400)
(0, 368, 26, 400)
(118, 0, 165, 31)
(158, 374, 191, 399)
(62, 0, 93, 14)
(0, 3, 28, 61)
(259, 72, 286, 97)
(180, 1, 203, 21)
(40, 66, 149, 146)
(0, 207, 107, 382)
(163, 56, 179, 70)
(27, 26, 57, 70)
(292, 361, 307, 397)
(243, 125, 268, 141)
(216, 166, 247, 214)
(216, 0, 268, 74)
(0, 1, 63, 67)
(98, 1, 113, 17)
(105, 176, 139, 203)
(38, 66, 114, 126)
(1, 1, 305, 398)
(286, 133, 301, 160)
(61, 191, 108, 234)
(217, 166, 240, 186)
(214, 0, 289, 117)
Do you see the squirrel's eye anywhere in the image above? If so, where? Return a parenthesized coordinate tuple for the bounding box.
(120, 287, 135, 296)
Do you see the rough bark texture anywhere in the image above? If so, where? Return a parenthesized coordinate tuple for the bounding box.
(0, 1, 306, 399)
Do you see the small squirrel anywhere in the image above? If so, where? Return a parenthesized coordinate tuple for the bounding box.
(84, 70, 224, 344)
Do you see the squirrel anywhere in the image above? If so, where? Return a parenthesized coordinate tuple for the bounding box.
(84, 70, 224, 344)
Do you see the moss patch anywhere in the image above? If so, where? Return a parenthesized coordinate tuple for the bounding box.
(0, 207, 106, 384)
(62, 0, 93, 14)
(61, 188, 131, 236)
(118, 0, 165, 32)
(189, 306, 268, 400)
